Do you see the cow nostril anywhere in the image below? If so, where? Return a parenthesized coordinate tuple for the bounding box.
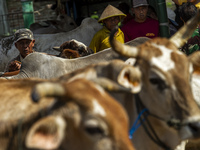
(189, 122, 200, 137)
(31, 90, 40, 103)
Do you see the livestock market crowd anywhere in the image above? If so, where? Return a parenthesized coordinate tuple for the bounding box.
(1, 0, 200, 150)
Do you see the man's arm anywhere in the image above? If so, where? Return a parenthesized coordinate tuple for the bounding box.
(4, 60, 21, 73)
(0, 70, 20, 77)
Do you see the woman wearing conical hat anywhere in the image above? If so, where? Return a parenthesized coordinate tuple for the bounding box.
(89, 5, 126, 53)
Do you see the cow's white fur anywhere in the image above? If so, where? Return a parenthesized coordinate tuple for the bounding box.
(151, 43, 175, 71)
(71, 39, 87, 50)
(93, 100, 106, 117)
(191, 74, 200, 106)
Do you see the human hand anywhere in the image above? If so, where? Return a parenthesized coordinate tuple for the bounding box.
(8, 60, 21, 72)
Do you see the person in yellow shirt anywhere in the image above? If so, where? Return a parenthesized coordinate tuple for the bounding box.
(172, 0, 200, 8)
(89, 5, 126, 53)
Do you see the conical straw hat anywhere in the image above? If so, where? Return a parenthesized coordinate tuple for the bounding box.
(98, 5, 126, 23)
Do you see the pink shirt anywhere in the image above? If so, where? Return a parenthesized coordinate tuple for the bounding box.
(121, 17, 159, 42)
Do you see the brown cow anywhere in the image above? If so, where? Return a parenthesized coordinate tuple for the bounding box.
(0, 77, 134, 150)
(49, 8, 200, 150)
(54, 39, 94, 59)
(106, 8, 200, 150)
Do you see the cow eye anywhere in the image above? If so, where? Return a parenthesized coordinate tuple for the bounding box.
(85, 126, 104, 135)
(84, 118, 107, 138)
(149, 78, 168, 91)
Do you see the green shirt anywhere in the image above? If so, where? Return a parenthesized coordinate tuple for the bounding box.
(181, 28, 200, 55)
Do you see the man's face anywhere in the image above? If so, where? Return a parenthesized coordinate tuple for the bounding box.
(132, 6, 148, 23)
(15, 39, 35, 58)
(103, 16, 120, 31)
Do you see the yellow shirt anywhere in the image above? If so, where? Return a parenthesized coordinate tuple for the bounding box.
(89, 26, 124, 53)
(178, 0, 200, 8)
(196, 2, 200, 8)
(178, 0, 187, 4)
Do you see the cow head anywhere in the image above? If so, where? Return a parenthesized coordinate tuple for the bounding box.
(56, 14, 78, 32)
(26, 79, 134, 150)
(59, 49, 81, 59)
(54, 39, 94, 58)
(109, 9, 200, 145)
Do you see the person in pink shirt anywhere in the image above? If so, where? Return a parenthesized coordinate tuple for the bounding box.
(121, 0, 159, 42)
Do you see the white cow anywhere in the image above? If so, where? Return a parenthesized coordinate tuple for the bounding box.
(33, 18, 102, 54)
(30, 14, 78, 34)
(182, 51, 200, 150)
(2, 37, 149, 79)
(0, 18, 102, 72)
(188, 52, 200, 106)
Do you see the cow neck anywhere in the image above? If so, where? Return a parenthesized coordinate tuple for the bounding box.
(133, 94, 172, 150)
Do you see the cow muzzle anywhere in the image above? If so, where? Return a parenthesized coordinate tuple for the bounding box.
(179, 118, 200, 140)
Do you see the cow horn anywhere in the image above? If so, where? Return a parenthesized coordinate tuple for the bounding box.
(31, 82, 65, 102)
(109, 26, 139, 57)
(53, 46, 62, 52)
(170, 9, 200, 48)
(91, 77, 132, 93)
(188, 51, 200, 65)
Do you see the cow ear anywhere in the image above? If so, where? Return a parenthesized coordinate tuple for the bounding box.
(26, 116, 66, 149)
(188, 51, 200, 74)
(118, 62, 142, 93)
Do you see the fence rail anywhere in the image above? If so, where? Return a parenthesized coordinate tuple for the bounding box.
(0, 12, 24, 37)
(0, 12, 52, 38)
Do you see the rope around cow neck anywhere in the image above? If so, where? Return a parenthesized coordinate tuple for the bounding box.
(129, 94, 172, 150)
(129, 108, 147, 139)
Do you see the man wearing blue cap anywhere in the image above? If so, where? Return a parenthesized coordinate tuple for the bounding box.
(4, 28, 35, 72)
